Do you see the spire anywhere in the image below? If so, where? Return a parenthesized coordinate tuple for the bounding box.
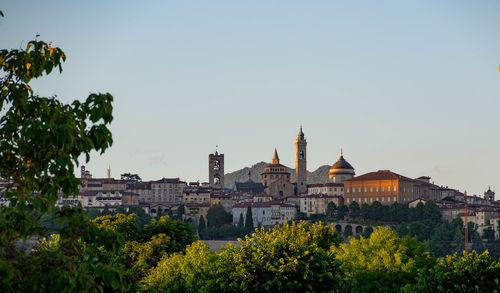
(297, 125, 304, 140)
(340, 148, 343, 157)
(272, 148, 280, 164)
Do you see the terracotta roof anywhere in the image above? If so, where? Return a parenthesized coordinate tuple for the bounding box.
(307, 183, 343, 188)
(347, 170, 415, 182)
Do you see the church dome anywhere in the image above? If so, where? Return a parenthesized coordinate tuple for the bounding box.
(331, 156, 354, 170)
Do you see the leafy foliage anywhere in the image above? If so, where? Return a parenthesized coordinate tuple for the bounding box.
(405, 251, 500, 292)
(142, 221, 344, 292)
(333, 226, 432, 292)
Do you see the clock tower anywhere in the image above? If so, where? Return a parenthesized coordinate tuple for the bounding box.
(295, 126, 307, 194)
(209, 151, 224, 189)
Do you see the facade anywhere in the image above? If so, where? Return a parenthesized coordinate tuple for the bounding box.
(299, 194, 343, 216)
(270, 202, 297, 225)
(307, 183, 344, 196)
(328, 150, 355, 183)
(78, 190, 123, 209)
(413, 176, 441, 201)
(344, 170, 419, 205)
(232, 202, 272, 227)
(210, 193, 234, 213)
(126, 182, 152, 203)
(260, 149, 295, 196)
(150, 178, 186, 203)
(182, 184, 211, 204)
(295, 126, 307, 194)
(209, 151, 224, 189)
(184, 202, 210, 225)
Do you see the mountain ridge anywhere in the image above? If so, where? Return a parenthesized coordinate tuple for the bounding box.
(224, 162, 331, 189)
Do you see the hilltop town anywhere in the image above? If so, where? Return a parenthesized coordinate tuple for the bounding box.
(9, 126, 495, 243)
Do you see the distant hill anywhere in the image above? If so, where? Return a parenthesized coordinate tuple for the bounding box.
(224, 162, 331, 189)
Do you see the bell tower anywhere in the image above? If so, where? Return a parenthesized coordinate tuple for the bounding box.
(209, 149, 224, 189)
(295, 125, 307, 194)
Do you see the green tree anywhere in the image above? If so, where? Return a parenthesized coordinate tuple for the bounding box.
(483, 226, 495, 241)
(333, 227, 431, 292)
(406, 251, 500, 292)
(245, 206, 253, 233)
(423, 200, 441, 223)
(326, 202, 337, 221)
(198, 215, 206, 239)
(343, 225, 353, 238)
(206, 204, 231, 228)
(428, 221, 454, 257)
(120, 172, 141, 182)
(337, 204, 348, 220)
(349, 201, 361, 219)
(0, 15, 126, 290)
(142, 222, 344, 292)
(176, 204, 185, 220)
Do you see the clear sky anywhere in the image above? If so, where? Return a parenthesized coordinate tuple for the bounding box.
(1, 1, 499, 195)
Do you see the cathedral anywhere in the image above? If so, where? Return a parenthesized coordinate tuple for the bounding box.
(260, 127, 308, 196)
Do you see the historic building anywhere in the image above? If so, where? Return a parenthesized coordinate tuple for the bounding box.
(344, 170, 419, 205)
(299, 194, 343, 217)
(295, 126, 307, 194)
(485, 187, 495, 201)
(260, 149, 295, 196)
(209, 151, 224, 189)
(234, 171, 265, 195)
(328, 150, 355, 183)
(307, 183, 344, 196)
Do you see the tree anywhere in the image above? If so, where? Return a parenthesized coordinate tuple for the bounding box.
(0, 14, 124, 291)
(482, 227, 495, 241)
(143, 222, 344, 292)
(337, 204, 348, 220)
(326, 202, 337, 221)
(349, 201, 360, 219)
(176, 204, 184, 220)
(423, 200, 441, 223)
(333, 227, 430, 292)
(198, 215, 206, 239)
(206, 204, 231, 228)
(407, 251, 500, 292)
(245, 206, 253, 233)
(237, 213, 244, 232)
(121, 172, 141, 182)
(343, 225, 353, 238)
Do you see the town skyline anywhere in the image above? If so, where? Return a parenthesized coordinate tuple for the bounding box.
(1, 1, 499, 195)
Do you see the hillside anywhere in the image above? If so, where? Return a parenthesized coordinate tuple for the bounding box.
(224, 162, 331, 189)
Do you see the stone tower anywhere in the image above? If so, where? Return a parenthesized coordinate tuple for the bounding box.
(295, 126, 307, 194)
(209, 151, 224, 189)
(484, 187, 495, 201)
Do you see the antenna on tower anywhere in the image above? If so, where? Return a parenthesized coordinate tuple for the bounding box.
(107, 165, 111, 179)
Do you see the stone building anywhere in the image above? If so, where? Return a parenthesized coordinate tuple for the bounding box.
(209, 151, 224, 189)
(299, 194, 343, 216)
(344, 170, 419, 205)
(307, 183, 344, 196)
(328, 150, 355, 183)
(295, 126, 307, 194)
(260, 149, 295, 196)
(234, 171, 265, 195)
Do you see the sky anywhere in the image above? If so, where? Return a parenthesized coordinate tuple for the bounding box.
(1, 1, 499, 195)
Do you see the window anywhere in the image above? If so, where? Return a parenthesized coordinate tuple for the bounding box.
(376, 187, 379, 192)
(364, 187, 367, 192)
(370, 187, 373, 192)
(346, 198, 350, 203)
(376, 197, 379, 201)
(381, 197, 384, 202)
(346, 188, 349, 193)
(393, 197, 396, 201)
(358, 188, 361, 192)
(382, 187, 385, 192)
(393, 186, 397, 191)
(364, 198, 367, 203)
